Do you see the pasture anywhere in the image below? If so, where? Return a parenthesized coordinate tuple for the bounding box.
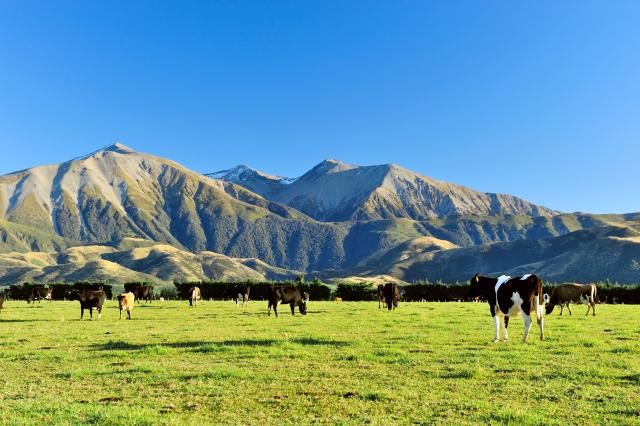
(0, 300, 638, 425)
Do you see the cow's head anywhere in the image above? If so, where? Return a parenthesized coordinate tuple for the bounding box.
(66, 289, 80, 301)
(299, 292, 310, 315)
(545, 300, 556, 315)
(468, 273, 482, 298)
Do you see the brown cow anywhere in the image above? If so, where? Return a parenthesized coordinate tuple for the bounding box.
(383, 283, 400, 310)
(118, 292, 135, 320)
(545, 283, 597, 316)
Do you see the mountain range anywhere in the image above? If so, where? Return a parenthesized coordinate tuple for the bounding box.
(0, 143, 638, 285)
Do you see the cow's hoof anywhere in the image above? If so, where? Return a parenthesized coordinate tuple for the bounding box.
(493, 339, 499, 343)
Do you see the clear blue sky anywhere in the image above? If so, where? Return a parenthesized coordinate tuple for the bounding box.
(1, 1, 639, 214)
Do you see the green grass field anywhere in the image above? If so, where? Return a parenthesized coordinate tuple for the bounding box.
(0, 300, 638, 425)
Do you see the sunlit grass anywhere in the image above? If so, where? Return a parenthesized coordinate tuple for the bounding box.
(0, 300, 638, 425)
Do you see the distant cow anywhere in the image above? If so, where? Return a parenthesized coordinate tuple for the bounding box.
(545, 283, 597, 316)
(118, 292, 135, 320)
(335, 297, 342, 303)
(189, 287, 201, 307)
(469, 273, 544, 343)
(69, 290, 106, 320)
(234, 284, 250, 307)
(126, 285, 153, 303)
(0, 296, 4, 313)
(383, 283, 400, 310)
(377, 284, 384, 308)
(268, 286, 308, 317)
(28, 286, 52, 303)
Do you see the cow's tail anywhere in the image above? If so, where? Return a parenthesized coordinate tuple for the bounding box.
(533, 275, 544, 315)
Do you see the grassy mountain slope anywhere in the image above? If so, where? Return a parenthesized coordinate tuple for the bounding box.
(0, 241, 299, 285)
(380, 225, 640, 283)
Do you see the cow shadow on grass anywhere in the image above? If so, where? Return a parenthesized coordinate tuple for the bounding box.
(90, 336, 350, 352)
(290, 337, 351, 347)
(89, 338, 281, 352)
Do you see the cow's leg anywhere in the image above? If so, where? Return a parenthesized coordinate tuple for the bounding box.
(585, 303, 591, 316)
(559, 304, 563, 316)
(592, 301, 596, 316)
(537, 313, 544, 341)
(567, 303, 572, 315)
(127, 310, 131, 320)
(119, 308, 122, 320)
(80, 307, 84, 320)
(89, 307, 93, 320)
(98, 307, 102, 320)
(290, 303, 295, 316)
(493, 315, 500, 342)
(267, 301, 272, 316)
(522, 313, 532, 343)
(502, 316, 509, 341)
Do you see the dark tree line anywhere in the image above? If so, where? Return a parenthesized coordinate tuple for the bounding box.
(4, 282, 113, 300)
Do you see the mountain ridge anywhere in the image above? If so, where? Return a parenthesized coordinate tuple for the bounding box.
(0, 144, 637, 284)
(209, 159, 557, 221)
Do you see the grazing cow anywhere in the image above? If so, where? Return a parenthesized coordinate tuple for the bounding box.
(545, 283, 597, 316)
(377, 284, 385, 308)
(268, 286, 309, 317)
(126, 285, 153, 303)
(189, 287, 201, 307)
(335, 297, 342, 303)
(28, 286, 53, 303)
(68, 290, 106, 320)
(117, 292, 135, 320)
(468, 273, 544, 343)
(383, 283, 400, 310)
(234, 284, 250, 307)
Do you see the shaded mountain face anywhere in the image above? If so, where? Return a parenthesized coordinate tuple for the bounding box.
(209, 159, 556, 221)
(369, 224, 640, 283)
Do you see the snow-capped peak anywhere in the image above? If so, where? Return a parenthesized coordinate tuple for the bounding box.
(207, 165, 296, 185)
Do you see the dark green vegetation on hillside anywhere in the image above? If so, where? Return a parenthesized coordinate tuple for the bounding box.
(0, 301, 638, 425)
(1, 145, 639, 284)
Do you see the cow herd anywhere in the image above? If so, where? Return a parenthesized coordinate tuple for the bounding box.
(0, 276, 602, 343)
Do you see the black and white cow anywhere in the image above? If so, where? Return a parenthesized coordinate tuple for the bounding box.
(469, 273, 545, 343)
(267, 286, 308, 317)
(234, 284, 250, 307)
(28, 286, 53, 303)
